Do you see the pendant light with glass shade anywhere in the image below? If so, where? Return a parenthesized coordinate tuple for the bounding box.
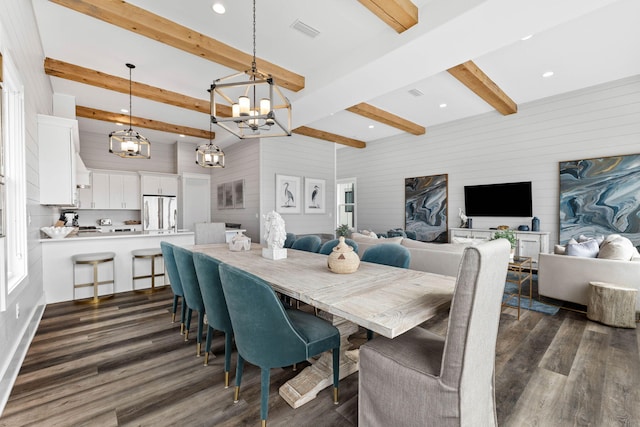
(196, 121, 225, 168)
(209, 0, 292, 139)
(109, 63, 151, 158)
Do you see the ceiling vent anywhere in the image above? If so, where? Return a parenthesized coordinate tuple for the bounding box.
(291, 19, 320, 38)
(408, 88, 424, 97)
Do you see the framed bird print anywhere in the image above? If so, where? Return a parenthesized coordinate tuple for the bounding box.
(304, 178, 326, 214)
(275, 174, 301, 214)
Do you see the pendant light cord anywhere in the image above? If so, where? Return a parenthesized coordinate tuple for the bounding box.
(126, 63, 135, 132)
(251, 0, 257, 72)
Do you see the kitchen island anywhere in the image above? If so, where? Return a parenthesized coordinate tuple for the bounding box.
(41, 230, 194, 303)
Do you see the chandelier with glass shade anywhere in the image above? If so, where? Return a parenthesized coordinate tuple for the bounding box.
(196, 121, 225, 168)
(109, 63, 151, 158)
(209, 0, 292, 139)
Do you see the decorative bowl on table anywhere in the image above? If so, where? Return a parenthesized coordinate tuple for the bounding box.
(41, 226, 74, 239)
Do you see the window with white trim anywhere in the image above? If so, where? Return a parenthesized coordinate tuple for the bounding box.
(337, 178, 356, 230)
(3, 55, 28, 293)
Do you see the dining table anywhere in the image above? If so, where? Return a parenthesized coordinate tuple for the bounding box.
(191, 243, 456, 408)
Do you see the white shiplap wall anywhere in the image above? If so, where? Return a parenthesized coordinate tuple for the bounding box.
(0, 0, 54, 411)
(260, 135, 336, 241)
(210, 140, 261, 241)
(337, 75, 640, 246)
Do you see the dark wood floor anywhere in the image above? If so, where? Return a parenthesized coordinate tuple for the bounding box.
(1, 287, 639, 426)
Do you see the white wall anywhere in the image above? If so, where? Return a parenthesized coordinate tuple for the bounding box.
(260, 135, 336, 241)
(338, 75, 640, 246)
(210, 140, 261, 241)
(0, 0, 53, 412)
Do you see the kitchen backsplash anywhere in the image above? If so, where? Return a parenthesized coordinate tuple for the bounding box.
(55, 209, 141, 228)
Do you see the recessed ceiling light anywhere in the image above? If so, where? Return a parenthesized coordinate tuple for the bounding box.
(179, 134, 186, 138)
(542, 71, 554, 78)
(120, 108, 128, 113)
(521, 34, 533, 41)
(115, 122, 123, 126)
(368, 125, 374, 129)
(439, 103, 447, 108)
(212, 2, 225, 14)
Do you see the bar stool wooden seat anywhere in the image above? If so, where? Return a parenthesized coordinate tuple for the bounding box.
(132, 248, 165, 292)
(72, 252, 116, 303)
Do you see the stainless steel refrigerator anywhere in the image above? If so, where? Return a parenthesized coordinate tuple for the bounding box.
(143, 195, 177, 231)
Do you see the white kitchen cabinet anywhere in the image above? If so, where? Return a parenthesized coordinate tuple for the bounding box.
(38, 115, 78, 205)
(78, 170, 140, 210)
(141, 173, 179, 196)
(109, 172, 140, 209)
(449, 228, 550, 265)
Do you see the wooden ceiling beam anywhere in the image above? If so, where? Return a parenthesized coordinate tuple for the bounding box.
(293, 126, 366, 149)
(76, 106, 214, 140)
(45, 58, 231, 117)
(49, 0, 305, 92)
(447, 60, 517, 115)
(357, 0, 418, 33)
(346, 102, 425, 135)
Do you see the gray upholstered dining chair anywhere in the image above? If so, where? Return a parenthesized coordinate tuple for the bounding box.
(192, 252, 234, 385)
(358, 239, 511, 427)
(218, 263, 340, 426)
(160, 241, 187, 334)
(173, 246, 206, 357)
(290, 235, 322, 253)
(319, 238, 359, 255)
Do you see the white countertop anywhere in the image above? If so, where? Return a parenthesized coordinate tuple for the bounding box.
(40, 229, 194, 243)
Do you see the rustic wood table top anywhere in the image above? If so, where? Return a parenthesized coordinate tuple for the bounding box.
(192, 243, 455, 338)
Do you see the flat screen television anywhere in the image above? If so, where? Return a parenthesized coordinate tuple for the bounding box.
(464, 181, 532, 217)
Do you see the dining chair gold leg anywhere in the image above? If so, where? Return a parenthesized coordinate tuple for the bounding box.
(204, 352, 209, 366)
(334, 387, 339, 404)
(172, 313, 176, 323)
(224, 371, 229, 388)
(180, 323, 184, 335)
(261, 420, 266, 427)
(184, 330, 189, 341)
(196, 342, 201, 357)
(234, 386, 240, 403)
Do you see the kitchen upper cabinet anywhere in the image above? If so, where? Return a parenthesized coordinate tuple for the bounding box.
(38, 115, 78, 205)
(141, 173, 179, 196)
(78, 170, 140, 210)
(109, 173, 140, 209)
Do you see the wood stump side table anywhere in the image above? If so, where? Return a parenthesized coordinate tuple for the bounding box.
(587, 281, 637, 328)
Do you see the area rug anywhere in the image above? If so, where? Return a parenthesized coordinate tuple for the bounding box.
(502, 275, 560, 315)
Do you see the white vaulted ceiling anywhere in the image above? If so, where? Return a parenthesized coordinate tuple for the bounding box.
(32, 0, 640, 150)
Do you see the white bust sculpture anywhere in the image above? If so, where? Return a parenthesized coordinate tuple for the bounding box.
(263, 211, 286, 249)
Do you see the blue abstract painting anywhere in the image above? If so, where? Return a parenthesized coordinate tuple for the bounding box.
(405, 174, 448, 242)
(559, 154, 640, 245)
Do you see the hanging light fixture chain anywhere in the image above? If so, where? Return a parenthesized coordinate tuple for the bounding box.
(251, 0, 257, 72)
(128, 64, 133, 131)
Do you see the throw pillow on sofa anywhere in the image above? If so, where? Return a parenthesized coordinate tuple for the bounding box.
(566, 239, 599, 258)
(598, 234, 635, 260)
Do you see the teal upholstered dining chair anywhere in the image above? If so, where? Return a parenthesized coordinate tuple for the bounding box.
(218, 263, 341, 426)
(290, 235, 322, 253)
(358, 239, 511, 427)
(361, 243, 411, 340)
(173, 246, 206, 357)
(160, 241, 186, 334)
(284, 232, 297, 249)
(361, 243, 411, 269)
(192, 252, 234, 385)
(319, 238, 359, 255)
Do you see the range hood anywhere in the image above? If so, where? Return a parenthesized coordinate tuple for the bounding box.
(76, 153, 91, 189)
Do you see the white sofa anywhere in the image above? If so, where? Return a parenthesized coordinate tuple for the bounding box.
(538, 253, 640, 310)
(352, 234, 467, 277)
(538, 234, 640, 310)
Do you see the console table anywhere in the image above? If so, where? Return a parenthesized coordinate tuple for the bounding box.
(449, 228, 549, 266)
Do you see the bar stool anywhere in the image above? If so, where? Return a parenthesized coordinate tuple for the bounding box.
(72, 252, 116, 303)
(132, 248, 165, 292)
